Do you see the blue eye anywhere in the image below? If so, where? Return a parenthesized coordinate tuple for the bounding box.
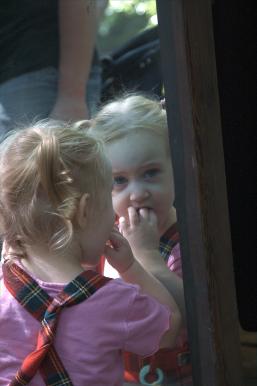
(143, 169, 160, 179)
(113, 176, 127, 186)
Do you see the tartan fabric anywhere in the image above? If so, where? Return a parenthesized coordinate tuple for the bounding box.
(2, 262, 111, 386)
(159, 223, 179, 264)
(124, 346, 192, 385)
(124, 223, 192, 384)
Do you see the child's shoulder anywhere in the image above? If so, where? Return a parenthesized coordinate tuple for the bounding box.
(97, 277, 167, 318)
(101, 278, 170, 318)
(103, 277, 141, 299)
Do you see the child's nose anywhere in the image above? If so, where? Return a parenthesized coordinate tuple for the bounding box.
(129, 184, 150, 202)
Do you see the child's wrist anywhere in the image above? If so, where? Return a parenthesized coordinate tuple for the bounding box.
(133, 249, 166, 271)
(132, 247, 160, 260)
(119, 257, 144, 278)
(116, 257, 135, 275)
(119, 259, 140, 282)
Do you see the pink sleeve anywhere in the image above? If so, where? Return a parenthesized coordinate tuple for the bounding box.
(167, 243, 183, 278)
(123, 287, 171, 357)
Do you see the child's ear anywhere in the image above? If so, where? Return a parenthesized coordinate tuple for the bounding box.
(77, 193, 90, 228)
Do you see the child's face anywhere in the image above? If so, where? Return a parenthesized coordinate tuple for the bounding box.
(105, 132, 175, 235)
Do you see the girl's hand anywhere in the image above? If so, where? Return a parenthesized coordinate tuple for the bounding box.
(104, 227, 135, 274)
(119, 207, 159, 255)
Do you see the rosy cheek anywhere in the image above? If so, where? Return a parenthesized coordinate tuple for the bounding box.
(112, 195, 125, 217)
(111, 195, 120, 213)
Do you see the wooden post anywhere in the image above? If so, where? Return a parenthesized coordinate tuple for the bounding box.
(156, 1, 243, 385)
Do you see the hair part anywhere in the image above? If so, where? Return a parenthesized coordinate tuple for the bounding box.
(0, 119, 108, 255)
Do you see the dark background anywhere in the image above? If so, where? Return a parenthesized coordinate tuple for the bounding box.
(212, 0, 256, 331)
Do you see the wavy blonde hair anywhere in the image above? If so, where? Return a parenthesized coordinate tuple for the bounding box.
(89, 94, 169, 147)
(0, 120, 107, 254)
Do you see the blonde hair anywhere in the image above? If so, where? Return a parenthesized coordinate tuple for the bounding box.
(90, 94, 169, 145)
(0, 120, 107, 254)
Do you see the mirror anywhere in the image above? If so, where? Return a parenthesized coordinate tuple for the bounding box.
(97, 3, 191, 385)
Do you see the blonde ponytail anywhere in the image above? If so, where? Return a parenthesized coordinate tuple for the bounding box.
(0, 120, 106, 254)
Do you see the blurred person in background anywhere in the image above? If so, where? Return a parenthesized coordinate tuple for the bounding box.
(0, 0, 108, 135)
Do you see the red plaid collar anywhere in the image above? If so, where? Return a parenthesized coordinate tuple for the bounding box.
(159, 223, 179, 263)
(3, 262, 111, 386)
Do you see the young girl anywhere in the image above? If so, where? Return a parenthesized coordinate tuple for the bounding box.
(90, 94, 193, 385)
(0, 120, 181, 386)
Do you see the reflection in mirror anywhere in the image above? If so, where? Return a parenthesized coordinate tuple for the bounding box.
(0, 1, 191, 386)
(90, 93, 191, 384)
(95, 3, 191, 385)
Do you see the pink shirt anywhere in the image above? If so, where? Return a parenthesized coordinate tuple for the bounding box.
(105, 240, 187, 349)
(0, 266, 170, 386)
(167, 243, 183, 279)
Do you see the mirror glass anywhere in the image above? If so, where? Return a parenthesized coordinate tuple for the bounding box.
(98, 3, 191, 385)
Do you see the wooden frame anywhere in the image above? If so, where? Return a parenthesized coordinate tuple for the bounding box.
(156, 1, 243, 385)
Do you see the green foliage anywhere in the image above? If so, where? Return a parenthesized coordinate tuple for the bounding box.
(97, 0, 157, 54)
(104, 0, 157, 20)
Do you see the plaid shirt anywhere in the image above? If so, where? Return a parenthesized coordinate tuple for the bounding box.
(159, 223, 180, 263)
(2, 262, 111, 386)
